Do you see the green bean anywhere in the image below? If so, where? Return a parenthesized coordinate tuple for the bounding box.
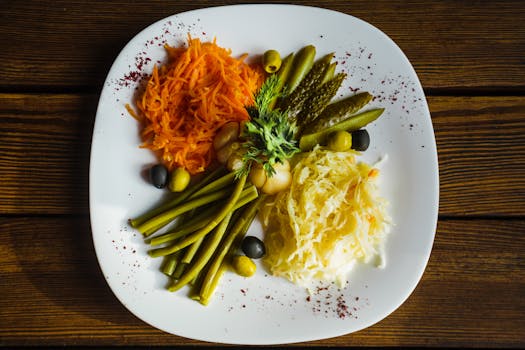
(137, 185, 234, 236)
(198, 195, 264, 303)
(168, 211, 234, 292)
(172, 261, 187, 279)
(189, 293, 201, 302)
(148, 183, 256, 256)
(234, 193, 267, 247)
(148, 205, 219, 246)
(181, 236, 204, 265)
(199, 261, 228, 306)
(284, 45, 316, 94)
(268, 53, 294, 110)
(148, 174, 248, 258)
(160, 251, 181, 276)
(188, 256, 215, 300)
(142, 220, 174, 238)
(190, 268, 204, 286)
(299, 108, 385, 151)
(139, 171, 240, 236)
(190, 171, 236, 199)
(129, 167, 226, 227)
(149, 184, 258, 246)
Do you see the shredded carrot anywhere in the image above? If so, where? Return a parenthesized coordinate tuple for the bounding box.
(368, 168, 380, 179)
(135, 36, 264, 174)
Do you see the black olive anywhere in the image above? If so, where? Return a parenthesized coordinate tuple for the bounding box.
(351, 129, 370, 151)
(150, 164, 168, 188)
(241, 236, 266, 259)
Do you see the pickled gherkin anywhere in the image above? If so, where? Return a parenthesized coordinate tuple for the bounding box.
(296, 72, 347, 131)
(299, 108, 385, 151)
(303, 91, 373, 134)
(284, 45, 316, 93)
(321, 62, 337, 84)
(279, 53, 334, 118)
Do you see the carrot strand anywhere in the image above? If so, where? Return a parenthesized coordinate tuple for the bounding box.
(135, 37, 264, 175)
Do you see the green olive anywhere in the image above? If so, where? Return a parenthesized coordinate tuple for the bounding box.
(327, 130, 352, 151)
(262, 50, 282, 73)
(231, 255, 256, 277)
(168, 167, 191, 192)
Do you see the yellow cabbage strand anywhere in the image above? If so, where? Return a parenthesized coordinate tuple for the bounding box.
(260, 148, 390, 288)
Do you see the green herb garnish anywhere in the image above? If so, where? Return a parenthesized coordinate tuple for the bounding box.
(238, 74, 300, 177)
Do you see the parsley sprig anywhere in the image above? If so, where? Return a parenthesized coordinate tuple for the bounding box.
(239, 74, 300, 177)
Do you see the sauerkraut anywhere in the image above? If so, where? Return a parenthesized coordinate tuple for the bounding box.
(260, 147, 390, 288)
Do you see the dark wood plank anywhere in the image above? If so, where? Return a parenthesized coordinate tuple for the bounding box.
(0, 93, 97, 214)
(1, 0, 524, 91)
(430, 96, 525, 216)
(1, 94, 524, 216)
(0, 216, 523, 346)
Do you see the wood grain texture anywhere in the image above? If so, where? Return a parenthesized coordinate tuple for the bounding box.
(0, 93, 97, 214)
(1, 94, 523, 216)
(1, 1, 524, 346)
(0, 217, 523, 346)
(429, 96, 525, 216)
(1, 0, 524, 91)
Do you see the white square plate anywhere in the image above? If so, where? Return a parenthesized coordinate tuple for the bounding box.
(90, 4, 439, 345)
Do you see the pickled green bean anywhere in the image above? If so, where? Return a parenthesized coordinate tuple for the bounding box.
(160, 251, 181, 276)
(172, 261, 187, 279)
(137, 185, 234, 236)
(168, 211, 233, 292)
(129, 166, 226, 227)
(148, 174, 248, 258)
(149, 185, 258, 246)
(198, 195, 264, 302)
(199, 261, 228, 306)
(148, 205, 218, 246)
(190, 171, 236, 199)
(181, 236, 204, 265)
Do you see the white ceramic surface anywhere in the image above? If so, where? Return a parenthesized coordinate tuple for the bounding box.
(90, 4, 439, 345)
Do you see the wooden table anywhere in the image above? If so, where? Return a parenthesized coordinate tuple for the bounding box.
(1, 1, 524, 347)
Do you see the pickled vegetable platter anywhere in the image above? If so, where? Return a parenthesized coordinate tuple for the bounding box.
(90, 4, 438, 345)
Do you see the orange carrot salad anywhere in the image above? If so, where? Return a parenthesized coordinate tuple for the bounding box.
(136, 37, 265, 174)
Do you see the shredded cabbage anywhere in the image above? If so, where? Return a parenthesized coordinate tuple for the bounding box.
(260, 147, 391, 288)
